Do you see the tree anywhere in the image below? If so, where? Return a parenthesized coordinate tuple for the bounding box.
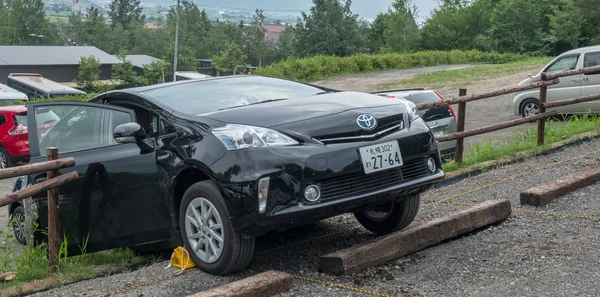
(75, 56, 102, 92)
(382, 0, 420, 53)
(112, 54, 147, 88)
(368, 13, 389, 53)
(489, 0, 546, 54)
(166, 2, 211, 59)
(143, 59, 170, 85)
(108, 0, 144, 29)
(275, 27, 297, 59)
(5, 0, 53, 44)
(548, 0, 584, 50)
(294, 0, 362, 57)
(244, 9, 269, 67)
(577, 0, 600, 45)
(212, 42, 247, 75)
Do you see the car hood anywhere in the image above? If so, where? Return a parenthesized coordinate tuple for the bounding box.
(199, 91, 402, 127)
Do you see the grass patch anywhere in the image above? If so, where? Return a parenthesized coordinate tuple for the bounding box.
(381, 56, 552, 90)
(0, 225, 147, 296)
(441, 113, 600, 173)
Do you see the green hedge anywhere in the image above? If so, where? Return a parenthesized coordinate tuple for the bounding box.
(255, 50, 530, 82)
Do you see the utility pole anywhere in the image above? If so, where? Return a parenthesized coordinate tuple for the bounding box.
(172, 0, 180, 81)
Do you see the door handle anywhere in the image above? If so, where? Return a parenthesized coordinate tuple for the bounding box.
(571, 79, 581, 84)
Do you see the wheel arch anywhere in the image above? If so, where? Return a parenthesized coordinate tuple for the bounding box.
(170, 162, 214, 230)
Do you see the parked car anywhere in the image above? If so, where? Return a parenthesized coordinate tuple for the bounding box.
(7, 73, 87, 100)
(174, 71, 212, 81)
(10, 75, 444, 275)
(0, 83, 28, 103)
(373, 88, 457, 163)
(0, 106, 29, 169)
(514, 45, 600, 117)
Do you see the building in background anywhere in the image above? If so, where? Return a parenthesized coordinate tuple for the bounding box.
(0, 46, 119, 84)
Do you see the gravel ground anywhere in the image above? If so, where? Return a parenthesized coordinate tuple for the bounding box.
(315, 65, 540, 150)
(5, 139, 598, 297)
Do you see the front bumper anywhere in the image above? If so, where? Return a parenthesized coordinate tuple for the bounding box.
(210, 121, 445, 236)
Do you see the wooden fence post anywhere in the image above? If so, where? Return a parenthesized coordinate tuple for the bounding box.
(537, 86, 548, 146)
(455, 89, 467, 165)
(46, 147, 60, 269)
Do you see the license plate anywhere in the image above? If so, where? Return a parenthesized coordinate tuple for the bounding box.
(359, 141, 403, 174)
(433, 130, 444, 138)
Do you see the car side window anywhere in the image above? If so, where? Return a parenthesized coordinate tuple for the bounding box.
(583, 52, 600, 75)
(150, 114, 176, 136)
(0, 115, 5, 126)
(36, 105, 132, 154)
(545, 55, 579, 74)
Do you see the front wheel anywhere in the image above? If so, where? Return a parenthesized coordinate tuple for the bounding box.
(179, 180, 255, 275)
(0, 147, 11, 169)
(354, 194, 420, 235)
(520, 99, 540, 117)
(11, 206, 27, 245)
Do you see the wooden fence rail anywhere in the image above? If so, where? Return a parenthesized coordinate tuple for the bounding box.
(0, 147, 77, 268)
(421, 65, 600, 165)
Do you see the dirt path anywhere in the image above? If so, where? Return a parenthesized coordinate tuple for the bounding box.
(316, 65, 542, 150)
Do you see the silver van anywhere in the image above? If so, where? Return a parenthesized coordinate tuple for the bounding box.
(513, 45, 600, 117)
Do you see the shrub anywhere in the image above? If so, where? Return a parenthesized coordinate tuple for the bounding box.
(255, 50, 529, 81)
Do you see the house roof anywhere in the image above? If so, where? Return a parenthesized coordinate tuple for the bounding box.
(0, 46, 120, 66)
(264, 24, 288, 41)
(125, 55, 160, 68)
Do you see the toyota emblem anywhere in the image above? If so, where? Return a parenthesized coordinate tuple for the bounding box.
(356, 114, 377, 131)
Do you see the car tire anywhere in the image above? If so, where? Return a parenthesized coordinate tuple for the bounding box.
(0, 147, 11, 169)
(179, 180, 255, 275)
(11, 206, 27, 245)
(354, 194, 420, 235)
(520, 98, 540, 117)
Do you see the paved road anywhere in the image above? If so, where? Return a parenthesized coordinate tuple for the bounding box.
(4, 140, 597, 297)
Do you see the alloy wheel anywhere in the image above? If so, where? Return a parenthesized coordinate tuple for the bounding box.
(523, 102, 539, 117)
(0, 152, 7, 169)
(12, 212, 25, 243)
(184, 197, 224, 264)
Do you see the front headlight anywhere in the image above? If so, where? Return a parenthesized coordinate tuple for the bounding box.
(212, 124, 299, 150)
(399, 99, 420, 122)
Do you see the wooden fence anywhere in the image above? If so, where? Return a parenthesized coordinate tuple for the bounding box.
(0, 147, 78, 268)
(417, 65, 600, 165)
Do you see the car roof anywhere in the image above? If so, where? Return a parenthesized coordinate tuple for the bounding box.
(562, 45, 600, 55)
(0, 105, 26, 113)
(125, 75, 252, 93)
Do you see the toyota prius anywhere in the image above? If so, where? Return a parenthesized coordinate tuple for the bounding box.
(10, 75, 444, 275)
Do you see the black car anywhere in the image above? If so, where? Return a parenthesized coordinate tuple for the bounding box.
(10, 75, 444, 275)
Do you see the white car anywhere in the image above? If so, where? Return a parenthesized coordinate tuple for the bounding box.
(513, 45, 600, 117)
(0, 82, 28, 103)
(174, 71, 212, 81)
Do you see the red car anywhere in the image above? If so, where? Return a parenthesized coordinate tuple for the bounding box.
(0, 105, 59, 168)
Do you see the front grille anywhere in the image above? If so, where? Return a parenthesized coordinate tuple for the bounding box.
(313, 115, 404, 144)
(318, 157, 430, 200)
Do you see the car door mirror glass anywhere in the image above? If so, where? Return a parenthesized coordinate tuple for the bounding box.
(113, 122, 146, 144)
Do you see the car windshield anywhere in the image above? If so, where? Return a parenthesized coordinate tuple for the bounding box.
(140, 76, 327, 115)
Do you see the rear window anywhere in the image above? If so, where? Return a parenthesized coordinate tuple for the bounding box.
(14, 110, 60, 127)
(404, 93, 453, 122)
(14, 114, 27, 127)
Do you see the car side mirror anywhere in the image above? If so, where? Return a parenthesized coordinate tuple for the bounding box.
(527, 73, 533, 78)
(113, 122, 146, 144)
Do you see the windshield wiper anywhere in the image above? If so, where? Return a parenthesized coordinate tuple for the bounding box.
(218, 98, 289, 111)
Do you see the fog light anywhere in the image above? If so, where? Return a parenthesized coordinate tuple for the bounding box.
(304, 185, 321, 202)
(427, 157, 437, 173)
(258, 177, 270, 214)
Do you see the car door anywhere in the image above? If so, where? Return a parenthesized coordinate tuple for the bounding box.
(26, 102, 171, 255)
(580, 50, 600, 113)
(543, 53, 582, 114)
